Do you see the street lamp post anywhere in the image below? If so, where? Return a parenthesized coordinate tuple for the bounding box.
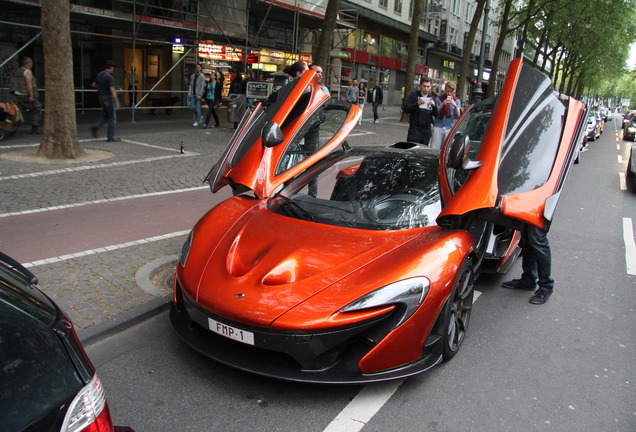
(472, 0, 491, 103)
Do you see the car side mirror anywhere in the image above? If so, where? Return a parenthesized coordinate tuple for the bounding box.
(262, 121, 284, 147)
(447, 133, 482, 170)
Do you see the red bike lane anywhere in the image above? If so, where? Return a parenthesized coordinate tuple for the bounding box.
(0, 187, 229, 264)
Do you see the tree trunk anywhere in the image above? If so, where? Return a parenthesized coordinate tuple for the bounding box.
(405, 0, 424, 98)
(314, 0, 342, 70)
(38, 0, 84, 159)
(457, 0, 486, 103)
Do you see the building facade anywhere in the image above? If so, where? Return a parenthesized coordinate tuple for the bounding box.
(0, 0, 516, 108)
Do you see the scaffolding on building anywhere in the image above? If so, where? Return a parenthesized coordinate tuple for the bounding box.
(0, 0, 358, 120)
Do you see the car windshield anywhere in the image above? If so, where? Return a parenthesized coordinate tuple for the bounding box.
(268, 148, 442, 230)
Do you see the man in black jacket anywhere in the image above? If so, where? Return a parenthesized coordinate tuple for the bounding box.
(403, 76, 437, 145)
(370, 81, 383, 123)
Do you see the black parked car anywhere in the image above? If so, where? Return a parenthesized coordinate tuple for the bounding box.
(626, 142, 636, 193)
(0, 252, 133, 432)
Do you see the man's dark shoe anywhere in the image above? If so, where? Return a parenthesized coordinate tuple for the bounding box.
(501, 279, 535, 290)
(90, 126, 98, 138)
(529, 289, 552, 305)
(107, 137, 122, 142)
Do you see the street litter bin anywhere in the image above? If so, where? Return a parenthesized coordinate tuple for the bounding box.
(227, 94, 247, 123)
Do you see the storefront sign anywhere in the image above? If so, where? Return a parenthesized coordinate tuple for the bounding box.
(198, 42, 243, 61)
(246, 82, 273, 100)
(258, 49, 285, 64)
(173, 38, 185, 53)
(330, 50, 350, 58)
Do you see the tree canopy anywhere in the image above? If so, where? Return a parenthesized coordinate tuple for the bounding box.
(503, 0, 636, 103)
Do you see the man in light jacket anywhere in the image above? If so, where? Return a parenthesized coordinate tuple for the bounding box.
(188, 64, 205, 127)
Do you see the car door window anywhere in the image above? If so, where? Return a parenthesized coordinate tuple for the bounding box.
(498, 66, 566, 196)
(444, 100, 495, 194)
(275, 102, 350, 176)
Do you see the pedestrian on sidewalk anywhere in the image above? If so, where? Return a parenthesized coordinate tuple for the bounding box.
(501, 224, 554, 304)
(203, 73, 222, 128)
(188, 64, 205, 127)
(345, 79, 358, 104)
(309, 63, 330, 95)
(357, 82, 367, 125)
(403, 76, 437, 145)
(431, 81, 461, 149)
(90, 60, 121, 142)
(370, 81, 383, 123)
(12, 56, 42, 134)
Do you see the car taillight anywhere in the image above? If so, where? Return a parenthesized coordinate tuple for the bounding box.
(61, 375, 115, 432)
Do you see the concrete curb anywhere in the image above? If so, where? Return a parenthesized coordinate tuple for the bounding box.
(135, 255, 178, 297)
(78, 294, 172, 346)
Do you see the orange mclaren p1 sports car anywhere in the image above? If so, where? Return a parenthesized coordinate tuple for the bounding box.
(170, 59, 587, 384)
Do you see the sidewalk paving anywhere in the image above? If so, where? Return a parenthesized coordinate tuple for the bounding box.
(0, 103, 406, 346)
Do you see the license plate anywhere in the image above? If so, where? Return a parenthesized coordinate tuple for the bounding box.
(208, 318, 255, 346)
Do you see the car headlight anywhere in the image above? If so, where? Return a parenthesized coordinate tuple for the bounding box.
(179, 231, 193, 267)
(340, 277, 430, 327)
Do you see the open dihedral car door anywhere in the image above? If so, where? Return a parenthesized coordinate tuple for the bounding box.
(205, 70, 361, 199)
(437, 58, 586, 231)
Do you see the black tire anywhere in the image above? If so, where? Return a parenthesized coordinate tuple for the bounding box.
(441, 259, 475, 360)
(0, 128, 5, 141)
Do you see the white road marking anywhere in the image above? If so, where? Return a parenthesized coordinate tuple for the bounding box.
(619, 172, 626, 191)
(23, 230, 190, 268)
(0, 138, 199, 181)
(0, 186, 209, 218)
(348, 131, 377, 137)
(118, 138, 185, 152)
(323, 380, 405, 432)
(618, 155, 623, 164)
(623, 218, 636, 275)
(322, 290, 483, 432)
(0, 153, 198, 181)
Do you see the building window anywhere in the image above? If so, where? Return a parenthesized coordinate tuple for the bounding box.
(465, 2, 473, 23)
(363, 33, 380, 54)
(379, 0, 388, 8)
(450, 27, 457, 46)
(451, 0, 460, 16)
(429, 19, 440, 36)
(394, 0, 403, 14)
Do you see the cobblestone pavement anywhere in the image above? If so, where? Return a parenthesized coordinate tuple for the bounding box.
(0, 104, 407, 345)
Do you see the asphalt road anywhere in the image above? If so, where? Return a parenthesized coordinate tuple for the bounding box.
(85, 114, 635, 432)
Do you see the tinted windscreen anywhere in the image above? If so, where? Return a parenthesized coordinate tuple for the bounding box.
(269, 148, 442, 230)
(498, 65, 565, 196)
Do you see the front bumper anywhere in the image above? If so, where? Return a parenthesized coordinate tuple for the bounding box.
(170, 286, 442, 384)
